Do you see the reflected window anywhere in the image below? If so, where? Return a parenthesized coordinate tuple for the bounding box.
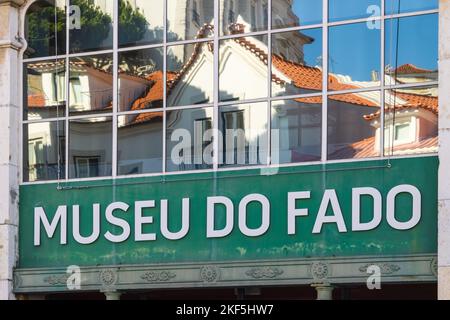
(69, 0, 113, 53)
(219, 102, 268, 167)
(69, 54, 113, 115)
(23, 121, 66, 182)
(167, 0, 214, 42)
(24, 59, 66, 121)
(386, 0, 438, 15)
(119, 0, 164, 48)
(69, 117, 112, 178)
(24, 0, 66, 59)
(384, 86, 438, 156)
(118, 112, 163, 175)
(221, 0, 268, 35)
(385, 14, 438, 86)
(167, 108, 214, 172)
(119, 48, 164, 112)
(272, 28, 322, 97)
(220, 35, 268, 102)
(167, 41, 214, 107)
(271, 98, 322, 164)
(329, 22, 380, 87)
(272, 0, 322, 29)
(329, 0, 380, 22)
(328, 91, 381, 160)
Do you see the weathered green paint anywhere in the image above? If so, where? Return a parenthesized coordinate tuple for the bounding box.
(18, 157, 438, 269)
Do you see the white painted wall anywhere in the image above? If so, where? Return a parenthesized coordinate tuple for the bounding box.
(0, 0, 24, 300)
(438, 0, 450, 301)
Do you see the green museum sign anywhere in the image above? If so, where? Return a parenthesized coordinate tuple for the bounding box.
(18, 157, 438, 269)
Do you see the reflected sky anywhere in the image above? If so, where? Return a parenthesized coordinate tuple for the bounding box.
(385, 14, 438, 72)
(385, 0, 438, 14)
(329, 0, 380, 22)
(329, 22, 380, 83)
(272, 0, 322, 28)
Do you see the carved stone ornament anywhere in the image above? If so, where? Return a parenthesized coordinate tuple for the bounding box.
(43, 274, 69, 286)
(200, 266, 220, 283)
(99, 268, 118, 287)
(310, 262, 330, 280)
(431, 258, 438, 277)
(141, 270, 176, 282)
(245, 267, 284, 279)
(359, 263, 401, 274)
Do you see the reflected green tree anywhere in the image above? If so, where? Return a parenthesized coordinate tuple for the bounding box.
(25, 1, 65, 58)
(70, 0, 112, 52)
(118, 0, 148, 46)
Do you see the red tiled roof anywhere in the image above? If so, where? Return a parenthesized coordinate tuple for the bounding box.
(330, 136, 438, 159)
(393, 63, 435, 75)
(364, 91, 438, 120)
(28, 94, 46, 107)
(272, 54, 379, 107)
(133, 111, 163, 124)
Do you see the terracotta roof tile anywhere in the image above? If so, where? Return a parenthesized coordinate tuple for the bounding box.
(393, 63, 435, 75)
(330, 136, 438, 159)
(364, 91, 438, 120)
(27, 94, 46, 108)
(133, 111, 164, 124)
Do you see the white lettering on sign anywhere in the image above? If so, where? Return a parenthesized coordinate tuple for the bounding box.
(33, 185, 423, 246)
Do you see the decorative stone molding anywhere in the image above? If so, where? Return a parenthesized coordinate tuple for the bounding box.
(200, 266, 220, 283)
(431, 258, 438, 277)
(359, 263, 401, 275)
(99, 269, 118, 288)
(310, 262, 330, 280)
(245, 267, 284, 279)
(13, 254, 437, 294)
(13, 274, 21, 290)
(140, 271, 176, 283)
(43, 274, 68, 286)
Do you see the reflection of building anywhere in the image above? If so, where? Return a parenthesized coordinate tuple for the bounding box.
(25, 21, 439, 177)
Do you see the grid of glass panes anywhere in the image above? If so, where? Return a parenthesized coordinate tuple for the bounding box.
(22, 0, 439, 182)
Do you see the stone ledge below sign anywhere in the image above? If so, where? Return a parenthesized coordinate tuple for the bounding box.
(13, 254, 437, 294)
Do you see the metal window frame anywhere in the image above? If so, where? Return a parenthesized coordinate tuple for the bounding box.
(20, 0, 439, 185)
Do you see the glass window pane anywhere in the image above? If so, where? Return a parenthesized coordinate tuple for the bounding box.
(221, 0, 268, 35)
(329, 22, 380, 88)
(220, 35, 268, 102)
(384, 86, 438, 156)
(119, 48, 164, 112)
(23, 121, 66, 182)
(272, 0, 322, 29)
(24, 60, 66, 121)
(25, 0, 66, 59)
(271, 98, 322, 164)
(386, 0, 438, 15)
(166, 108, 214, 172)
(118, 112, 163, 175)
(119, 0, 164, 48)
(69, 0, 113, 53)
(385, 14, 438, 86)
(167, 0, 214, 42)
(219, 102, 268, 167)
(329, 0, 380, 22)
(328, 91, 381, 160)
(167, 42, 214, 107)
(272, 28, 322, 97)
(69, 54, 113, 115)
(69, 117, 112, 178)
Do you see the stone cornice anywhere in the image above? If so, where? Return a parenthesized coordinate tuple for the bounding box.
(14, 254, 437, 294)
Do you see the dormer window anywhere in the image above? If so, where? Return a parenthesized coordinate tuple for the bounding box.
(394, 123, 412, 143)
